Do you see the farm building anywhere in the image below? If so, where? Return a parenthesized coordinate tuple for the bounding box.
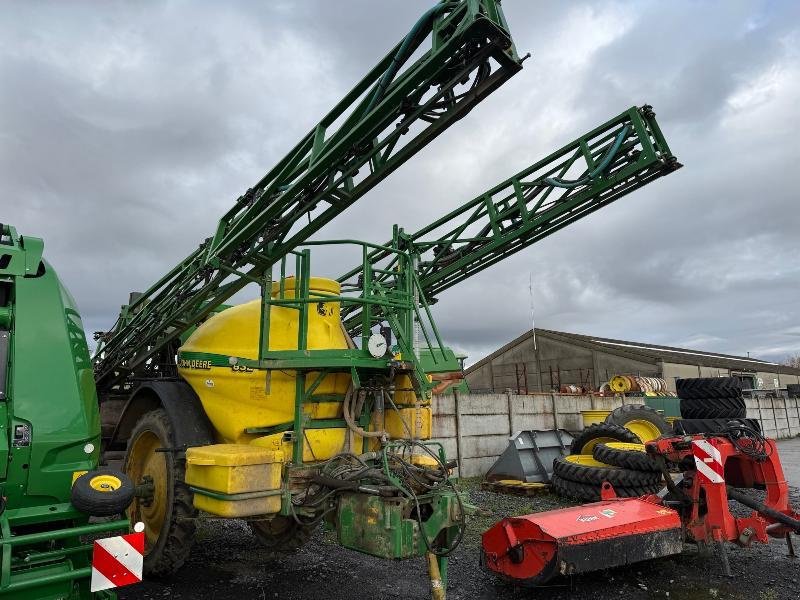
(464, 328, 800, 394)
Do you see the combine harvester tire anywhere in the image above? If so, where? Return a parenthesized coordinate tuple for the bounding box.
(570, 422, 641, 455)
(592, 442, 661, 473)
(604, 404, 671, 442)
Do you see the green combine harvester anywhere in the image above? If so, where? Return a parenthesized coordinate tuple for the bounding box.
(0, 224, 133, 599)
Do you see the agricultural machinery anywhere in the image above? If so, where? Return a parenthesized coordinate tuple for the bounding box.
(4, 1, 684, 598)
(482, 423, 800, 586)
(0, 224, 136, 599)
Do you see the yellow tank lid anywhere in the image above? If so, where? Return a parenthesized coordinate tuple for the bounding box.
(271, 276, 340, 297)
(186, 444, 284, 467)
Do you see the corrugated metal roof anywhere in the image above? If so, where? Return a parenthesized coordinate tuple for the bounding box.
(466, 328, 800, 376)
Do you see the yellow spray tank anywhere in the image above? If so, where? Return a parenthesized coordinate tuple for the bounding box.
(178, 277, 352, 458)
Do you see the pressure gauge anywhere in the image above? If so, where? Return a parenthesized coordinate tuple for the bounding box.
(367, 333, 388, 358)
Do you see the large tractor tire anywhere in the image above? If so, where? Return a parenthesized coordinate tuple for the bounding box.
(604, 404, 671, 442)
(124, 409, 196, 578)
(570, 422, 641, 455)
(553, 456, 662, 488)
(679, 396, 746, 419)
(249, 516, 316, 558)
(676, 377, 742, 400)
(71, 468, 135, 517)
(551, 474, 662, 502)
(592, 442, 662, 473)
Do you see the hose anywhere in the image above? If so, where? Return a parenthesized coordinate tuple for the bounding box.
(363, 2, 457, 117)
(343, 385, 386, 439)
(544, 124, 631, 188)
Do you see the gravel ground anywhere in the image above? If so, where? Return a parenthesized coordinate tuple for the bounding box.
(120, 442, 800, 600)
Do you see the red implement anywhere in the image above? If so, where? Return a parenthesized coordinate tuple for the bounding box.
(482, 430, 800, 586)
(481, 485, 682, 585)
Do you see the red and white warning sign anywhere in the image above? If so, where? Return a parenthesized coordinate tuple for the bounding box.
(691, 439, 724, 484)
(90, 522, 145, 592)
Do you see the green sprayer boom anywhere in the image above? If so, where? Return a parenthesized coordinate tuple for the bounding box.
(340, 105, 681, 337)
(93, 1, 523, 392)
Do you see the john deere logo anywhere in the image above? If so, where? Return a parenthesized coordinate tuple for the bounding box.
(178, 359, 212, 370)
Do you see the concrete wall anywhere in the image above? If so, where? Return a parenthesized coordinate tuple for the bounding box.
(430, 392, 646, 478)
(747, 396, 800, 439)
(431, 392, 800, 478)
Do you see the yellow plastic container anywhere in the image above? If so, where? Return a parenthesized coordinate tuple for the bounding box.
(178, 277, 350, 444)
(580, 410, 611, 427)
(186, 444, 284, 517)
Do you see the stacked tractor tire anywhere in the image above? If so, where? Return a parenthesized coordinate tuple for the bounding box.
(551, 405, 670, 502)
(672, 376, 759, 434)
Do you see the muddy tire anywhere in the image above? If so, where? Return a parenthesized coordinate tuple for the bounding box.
(604, 404, 671, 442)
(124, 409, 196, 578)
(592, 443, 661, 473)
(551, 474, 662, 502)
(553, 457, 661, 488)
(570, 423, 641, 455)
(249, 516, 316, 557)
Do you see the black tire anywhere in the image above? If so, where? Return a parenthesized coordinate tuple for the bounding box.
(676, 377, 742, 400)
(551, 474, 663, 502)
(604, 404, 671, 438)
(680, 396, 746, 419)
(788, 384, 800, 399)
(71, 468, 135, 517)
(553, 457, 661, 487)
(672, 418, 761, 434)
(249, 516, 316, 557)
(124, 409, 196, 578)
(570, 423, 641, 455)
(593, 443, 661, 473)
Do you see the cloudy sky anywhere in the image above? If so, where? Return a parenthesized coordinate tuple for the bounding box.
(2, 1, 799, 365)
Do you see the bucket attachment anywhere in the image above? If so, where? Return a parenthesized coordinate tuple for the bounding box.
(481, 492, 682, 585)
(484, 429, 573, 483)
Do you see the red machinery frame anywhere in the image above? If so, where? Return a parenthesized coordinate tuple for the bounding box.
(482, 433, 800, 586)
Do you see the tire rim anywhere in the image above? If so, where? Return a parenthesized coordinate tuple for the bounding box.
(124, 429, 169, 554)
(604, 442, 646, 452)
(623, 419, 661, 442)
(579, 436, 620, 454)
(564, 454, 611, 468)
(89, 474, 122, 492)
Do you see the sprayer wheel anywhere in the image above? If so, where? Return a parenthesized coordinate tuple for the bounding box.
(592, 443, 662, 473)
(604, 404, 671, 442)
(249, 516, 316, 557)
(124, 409, 196, 577)
(569, 422, 641, 455)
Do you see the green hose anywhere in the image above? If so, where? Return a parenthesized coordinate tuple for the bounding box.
(544, 124, 631, 189)
(363, 2, 457, 117)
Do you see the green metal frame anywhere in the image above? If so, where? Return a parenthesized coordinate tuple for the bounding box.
(94, 0, 523, 392)
(339, 105, 681, 336)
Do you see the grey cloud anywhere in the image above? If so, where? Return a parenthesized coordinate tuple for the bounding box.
(1, 1, 798, 367)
